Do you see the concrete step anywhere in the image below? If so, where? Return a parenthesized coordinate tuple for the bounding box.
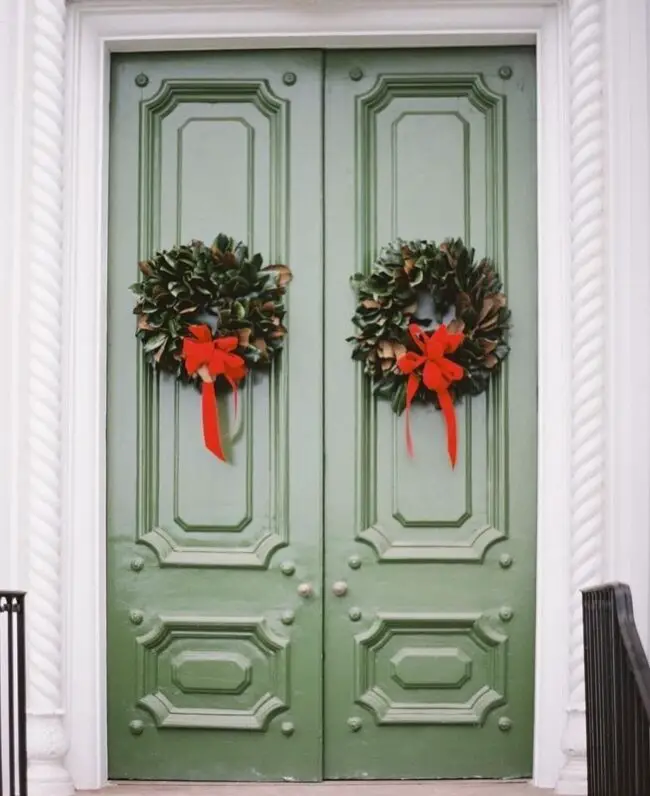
(80, 782, 547, 795)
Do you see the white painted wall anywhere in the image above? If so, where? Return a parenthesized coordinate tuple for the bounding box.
(0, 0, 18, 591)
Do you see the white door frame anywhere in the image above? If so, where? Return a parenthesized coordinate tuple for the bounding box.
(5, 0, 650, 793)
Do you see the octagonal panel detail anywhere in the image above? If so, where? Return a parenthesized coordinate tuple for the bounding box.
(355, 612, 508, 725)
(136, 615, 289, 730)
(390, 647, 472, 690)
(171, 650, 252, 695)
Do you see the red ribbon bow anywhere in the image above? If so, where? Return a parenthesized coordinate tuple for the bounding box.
(181, 324, 247, 461)
(396, 323, 464, 468)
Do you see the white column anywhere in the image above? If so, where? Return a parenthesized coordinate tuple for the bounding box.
(24, 0, 74, 793)
(556, 0, 605, 793)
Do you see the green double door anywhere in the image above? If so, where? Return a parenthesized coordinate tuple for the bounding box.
(107, 48, 537, 782)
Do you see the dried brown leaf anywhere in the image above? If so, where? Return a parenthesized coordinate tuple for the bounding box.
(480, 316, 499, 331)
(479, 338, 497, 354)
(456, 292, 472, 313)
(477, 297, 496, 325)
(377, 340, 394, 359)
(447, 319, 466, 335)
(270, 324, 287, 339)
(264, 264, 293, 287)
(137, 315, 154, 332)
(238, 328, 253, 346)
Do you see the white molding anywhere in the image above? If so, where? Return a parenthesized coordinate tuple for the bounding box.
(5, 0, 637, 790)
(604, 0, 650, 645)
(533, 6, 573, 787)
(555, 0, 606, 792)
(0, 0, 20, 591)
(70, 0, 551, 49)
(64, 2, 575, 791)
(62, 5, 110, 789)
(17, 0, 76, 794)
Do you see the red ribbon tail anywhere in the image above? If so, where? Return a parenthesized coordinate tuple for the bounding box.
(405, 373, 420, 458)
(438, 389, 458, 468)
(201, 380, 226, 462)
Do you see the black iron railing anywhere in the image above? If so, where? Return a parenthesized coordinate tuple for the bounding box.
(583, 583, 650, 796)
(0, 592, 27, 796)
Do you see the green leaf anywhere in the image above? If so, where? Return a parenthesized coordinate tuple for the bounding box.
(214, 233, 231, 253)
(143, 332, 167, 352)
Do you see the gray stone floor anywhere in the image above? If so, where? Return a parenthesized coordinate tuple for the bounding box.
(82, 783, 546, 795)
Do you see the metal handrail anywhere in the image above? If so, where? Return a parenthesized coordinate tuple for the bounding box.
(0, 592, 27, 796)
(583, 583, 650, 795)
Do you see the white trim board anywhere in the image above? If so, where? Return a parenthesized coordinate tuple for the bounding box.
(5, 0, 650, 794)
(62, 4, 569, 785)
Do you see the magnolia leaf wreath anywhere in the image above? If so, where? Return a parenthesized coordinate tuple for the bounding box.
(348, 238, 510, 468)
(131, 233, 291, 461)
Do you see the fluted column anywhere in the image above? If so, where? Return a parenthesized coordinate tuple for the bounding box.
(556, 0, 605, 793)
(25, 0, 74, 793)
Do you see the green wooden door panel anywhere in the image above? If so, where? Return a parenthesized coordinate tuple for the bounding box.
(106, 51, 324, 781)
(107, 47, 537, 783)
(323, 48, 537, 779)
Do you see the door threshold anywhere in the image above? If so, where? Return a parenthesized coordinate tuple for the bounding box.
(81, 782, 541, 795)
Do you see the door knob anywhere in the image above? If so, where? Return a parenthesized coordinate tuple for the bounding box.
(297, 582, 313, 598)
(332, 581, 348, 597)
